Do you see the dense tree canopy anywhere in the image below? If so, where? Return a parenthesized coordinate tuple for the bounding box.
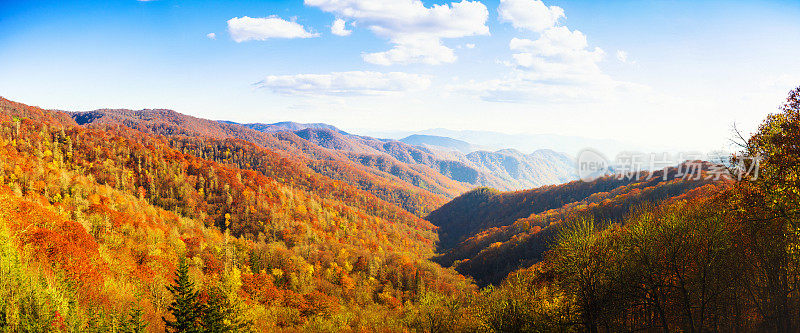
(1, 86, 799, 332)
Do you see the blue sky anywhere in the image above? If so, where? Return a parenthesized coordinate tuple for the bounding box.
(1, 0, 799, 152)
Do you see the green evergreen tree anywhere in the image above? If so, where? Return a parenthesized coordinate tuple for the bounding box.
(200, 289, 230, 333)
(122, 305, 148, 333)
(163, 258, 203, 333)
(0, 305, 6, 331)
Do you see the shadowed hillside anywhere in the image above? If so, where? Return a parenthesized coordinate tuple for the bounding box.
(428, 163, 729, 285)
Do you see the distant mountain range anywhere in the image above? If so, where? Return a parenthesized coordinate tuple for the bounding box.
(61, 109, 583, 219)
(399, 134, 482, 154)
(222, 120, 348, 135)
(365, 128, 650, 158)
(223, 121, 579, 191)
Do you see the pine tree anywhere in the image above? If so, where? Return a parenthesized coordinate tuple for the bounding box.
(414, 270, 424, 299)
(200, 289, 230, 333)
(163, 258, 203, 333)
(122, 305, 148, 333)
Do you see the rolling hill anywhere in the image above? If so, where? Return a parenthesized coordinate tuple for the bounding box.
(240, 124, 578, 191)
(427, 163, 730, 285)
(69, 107, 465, 216)
(369, 127, 648, 158)
(1, 85, 797, 332)
(0, 96, 472, 331)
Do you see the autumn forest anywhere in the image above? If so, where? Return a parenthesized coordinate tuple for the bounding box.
(0, 86, 796, 331)
(4, 0, 800, 330)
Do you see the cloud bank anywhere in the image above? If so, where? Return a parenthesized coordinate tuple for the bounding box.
(305, 0, 489, 65)
(448, 0, 646, 103)
(254, 71, 432, 96)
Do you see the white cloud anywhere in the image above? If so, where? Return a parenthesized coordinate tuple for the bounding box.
(305, 0, 490, 65)
(508, 27, 605, 83)
(452, 72, 648, 103)
(254, 71, 432, 96)
(465, 43, 476, 49)
(466, 43, 619, 103)
(206, 32, 216, 40)
(616, 50, 628, 63)
(448, 1, 648, 103)
(510, 28, 592, 55)
(498, 0, 564, 33)
(331, 18, 352, 36)
(227, 16, 319, 42)
(362, 35, 457, 65)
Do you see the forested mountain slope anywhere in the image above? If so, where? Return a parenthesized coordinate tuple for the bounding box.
(427, 176, 632, 250)
(428, 163, 729, 285)
(243, 125, 577, 191)
(0, 97, 473, 331)
(1, 86, 798, 332)
(458, 87, 800, 331)
(463, 148, 576, 189)
(69, 107, 462, 216)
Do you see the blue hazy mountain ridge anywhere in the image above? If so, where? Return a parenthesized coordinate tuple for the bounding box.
(221, 120, 349, 135)
(234, 121, 578, 191)
(365, 128, 649, 158)
(399, 134, 482, 154)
